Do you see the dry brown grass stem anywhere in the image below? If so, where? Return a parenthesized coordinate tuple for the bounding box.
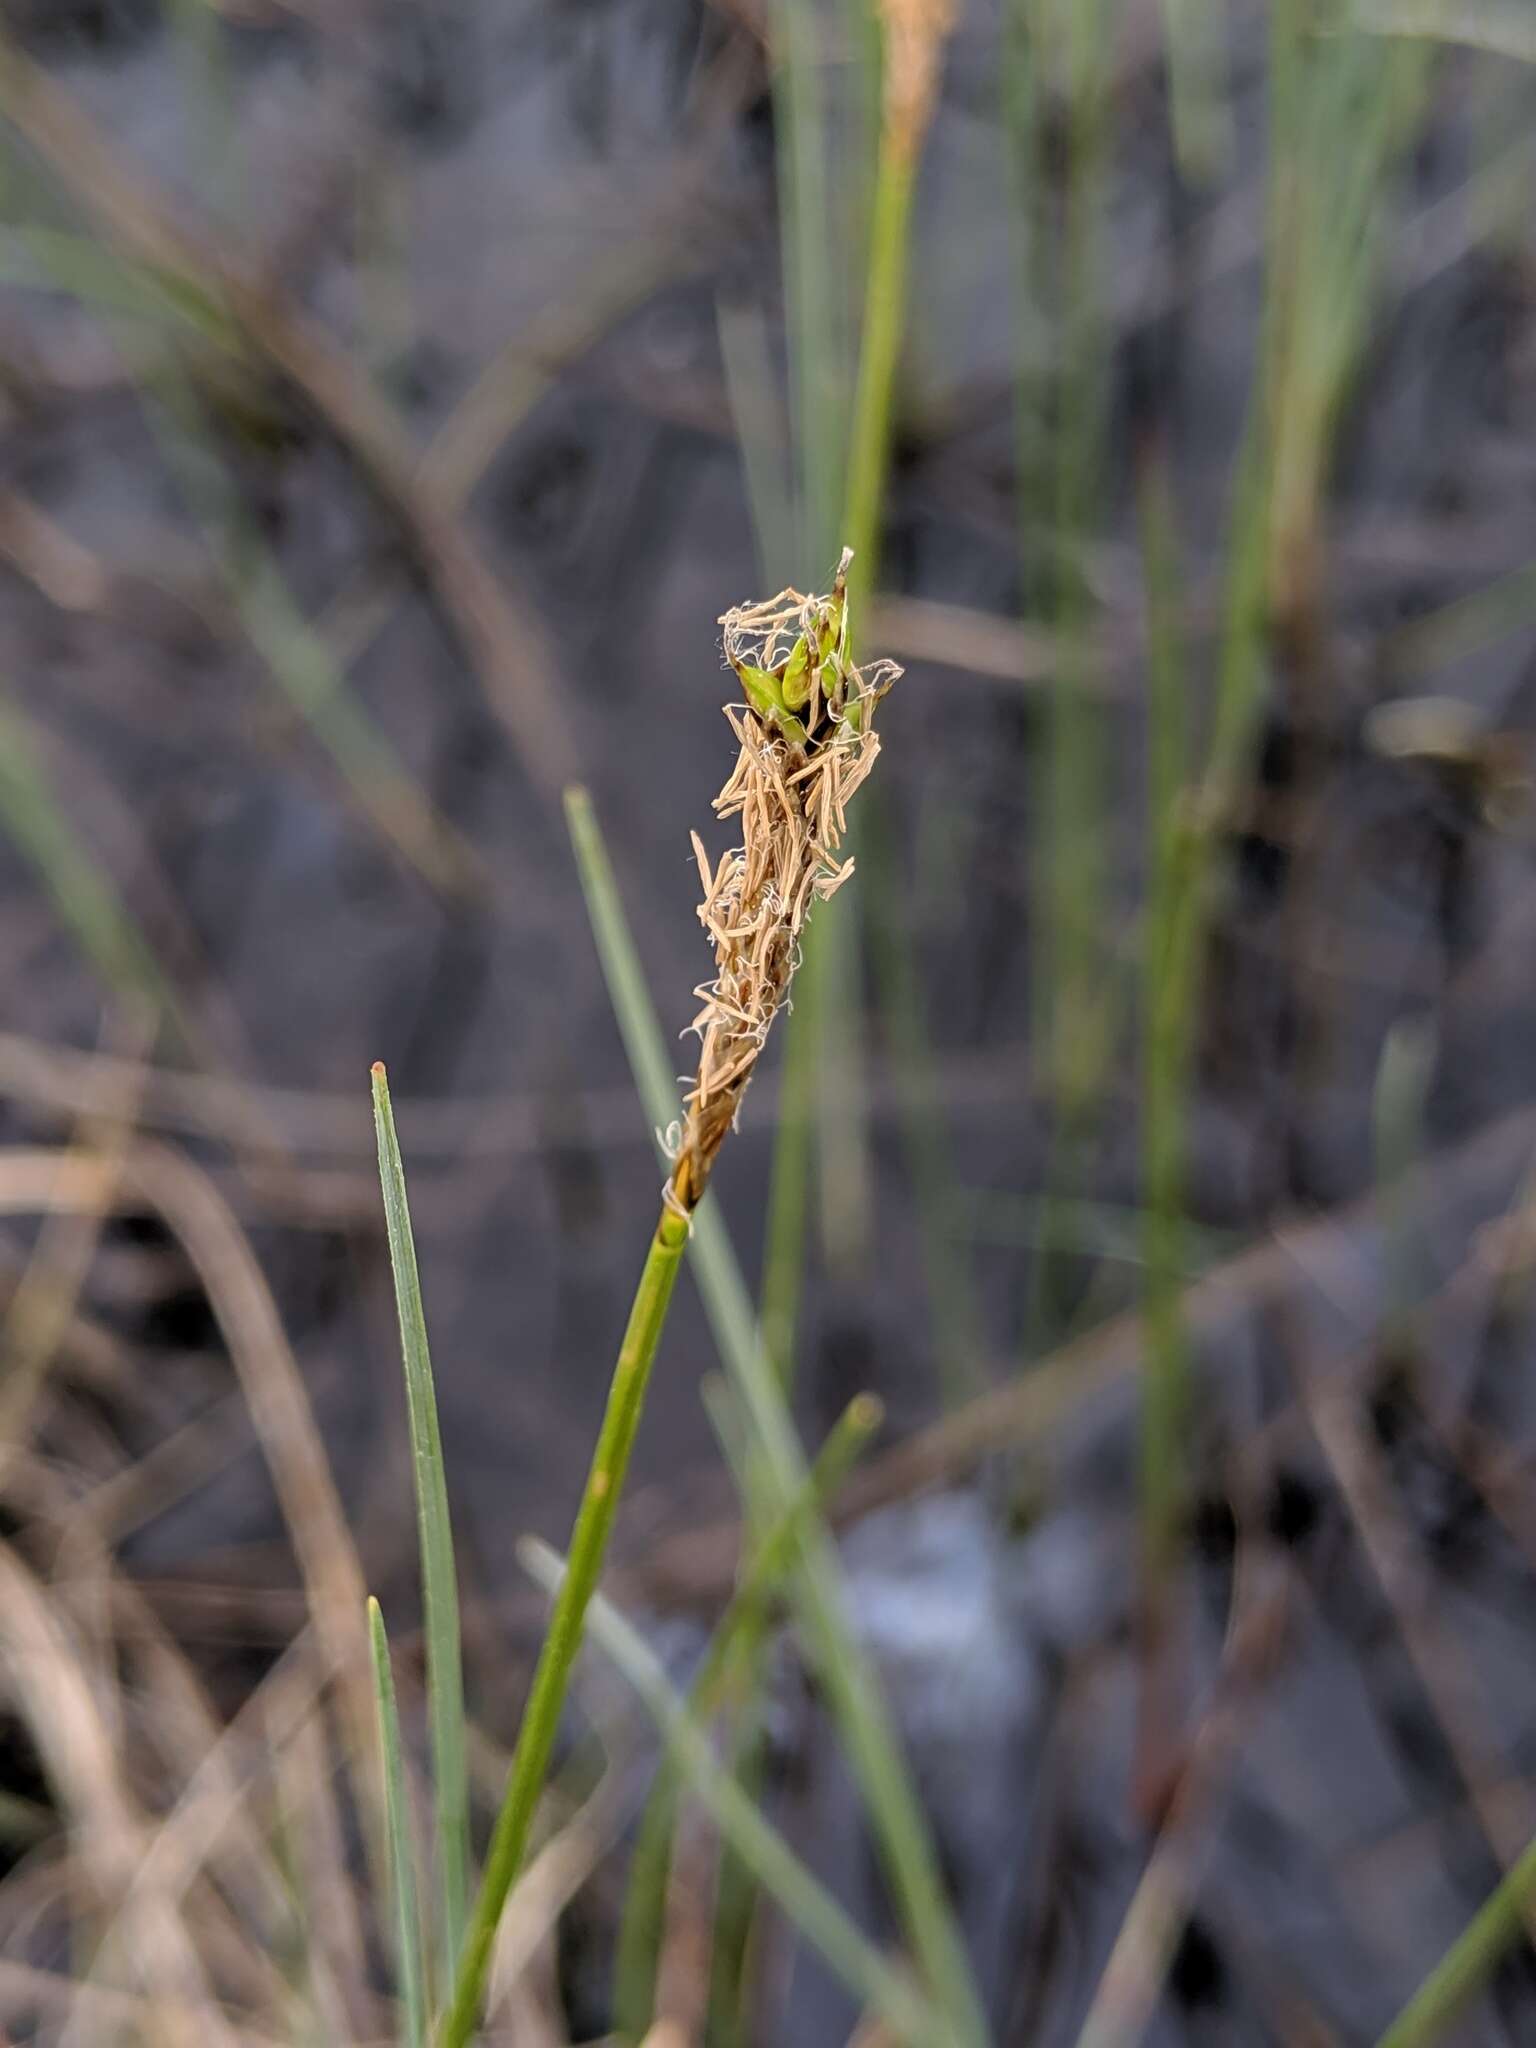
(0, 1540, 242, 2048)
(878, 0, 957, 159)
(668, 561, 898, 1213)
(0, 1142, 381, 1871)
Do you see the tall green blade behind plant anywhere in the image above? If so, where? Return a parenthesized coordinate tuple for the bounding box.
(1008, 0, 1120, 1344)
(521, 1539, 945, 2048)
(612, 1390, 886, 2037)
(1374, 1823, 1536, 2047)
(372, 1065, 469, 1990)
(1136, 445, 1196, 1612)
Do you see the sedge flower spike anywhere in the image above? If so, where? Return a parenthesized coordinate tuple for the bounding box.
(668, 547, 899, 1217)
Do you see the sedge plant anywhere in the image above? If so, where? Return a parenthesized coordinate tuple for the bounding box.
(433, 551, 903, 2047)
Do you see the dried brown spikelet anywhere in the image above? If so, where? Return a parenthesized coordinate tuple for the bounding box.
(666, 553, 899, 1217)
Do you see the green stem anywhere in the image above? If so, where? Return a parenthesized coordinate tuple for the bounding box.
(1138, 450, 1196, 1590)
(523, 1541, 944, 2048)
(1375, 1829, 1536, 2048)
(613, 1392, 884, 2037)
(841, 128, 918, 619)
(438, 1202, 689, 2048)
(368, 1598, 429, 2048)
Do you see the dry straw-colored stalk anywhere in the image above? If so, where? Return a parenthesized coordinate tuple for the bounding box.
(879, 0, 957, 159)
(669, 547, 899, 1213)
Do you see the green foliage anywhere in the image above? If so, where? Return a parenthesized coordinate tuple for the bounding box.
(371, 1066, 470, 1988)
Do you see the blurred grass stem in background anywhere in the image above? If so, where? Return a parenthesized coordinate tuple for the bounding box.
(368, 1598, 429, 2048)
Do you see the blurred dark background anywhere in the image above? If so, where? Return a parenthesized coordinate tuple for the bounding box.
(7, 1, 1536, 2042)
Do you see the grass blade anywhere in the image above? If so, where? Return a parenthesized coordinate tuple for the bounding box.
(1137, 446, 1196, 1607)
(368, 1597, 429, 2048)
(372, 1063, 469, 1989)
(1375, 1829, 1536, 2046)
(521, 1538, 944, 2048)
(0, 693, 179, 1026)
(614, 1390, 885, 2036)
(441, 1199, 690, 2048)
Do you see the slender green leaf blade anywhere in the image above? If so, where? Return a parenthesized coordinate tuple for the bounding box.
(1376, 1828, 1536, 2046)
(614, 1390, 884, 2034)
(521, 1540, 942, 2048)
(372, 1063, 469, 1987)
(368, 1597, 429, 2048)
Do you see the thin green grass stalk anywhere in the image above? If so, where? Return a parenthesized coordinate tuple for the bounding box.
(759, 0, 949, 1346)
(1347, 0, 1536, 64)
(839, 73, 919, 619)
(759, 957, 821, 1385)
(810, 899, 875, 1275)
(1386, 561, 1536, 678)
(1122, 0, 1432, 1724)
(952, 1186, 1236, 1264)
(717, 55, 897, 1996)
(840, 0, 982, 1403)
(0, 693, 181, 1028)
(1374, 1827, 1536, 2047)
(165, 0, 239, 218)
(1371, 1017, 1436, 1354)
(1118, 0, 1310, 1668)
(156, 413, 476, 899)
(716, 279, 817, 1388)
(521, 1539, 944, 2048)
(1048, 0, 1115, 1134)
(773, 0, 852, 566)
(767, 0, 883, 1305)
(1137, 446, 1197, 1592)
(371, 1064, 470, 1990)
(565, 785, 989, 2048)
(1161, 0, 1234, 184)
(439, 1200, 690, 2048)
(614, 1391, 886, 2038)
(717, 295, 797, 591)
(705, 1395, 886, 2045)
(0, 194, 473, 898)
(1010, 0, 1119, 1345)
(843, 0, 989, 1408)
(0, 224, 234, 338)
(696, 1335, 799, 2019)
(817, 0, 960, 1287)
(706, 1699, 771, 2048)
(1264, 7, 1432, 646)
(862, 791, 989, 1399)
(368, 1598, 430, 2048)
